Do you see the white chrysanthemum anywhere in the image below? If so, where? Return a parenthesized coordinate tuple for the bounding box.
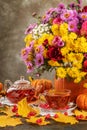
(32, 23, 51, 39)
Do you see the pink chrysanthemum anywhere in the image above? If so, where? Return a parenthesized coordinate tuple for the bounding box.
(25, 24, 37, 34)
(21, 47, 32, 60)
(35, 54, 44, 67)
(68, 20, 78, 32)
(27, 62, 34, 73)
(60, 9, 76, 21)
(79, 12, 87, 21)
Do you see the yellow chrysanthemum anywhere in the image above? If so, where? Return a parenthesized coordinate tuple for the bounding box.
(72, 62, 82, 69)
(59, 23, 68, 37)
(24, 34, 33, 47)
(48, 60, 60, 66)
(74, 72, 86, 83)
(61, 47, 69, 56)
(43, 48, 48, 58)
(51, 24, 60, 36)
(56, 67, 66, 78)
(79, 72, 87, 78)
(38, 33, 54, 46)
(67, 67, 80, 78)
(74, 77, 82, 83)
(75, 37, 87, 53)
(62, 35, 69, 42)
(69, 32, 77, 40)
(67, 53, 84, 63)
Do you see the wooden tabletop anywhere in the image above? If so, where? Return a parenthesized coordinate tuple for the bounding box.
(0, 120, 87, 130)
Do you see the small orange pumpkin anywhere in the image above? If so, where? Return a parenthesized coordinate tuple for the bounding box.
(31, 79, 52, 95)
(76, 94, 87, 110)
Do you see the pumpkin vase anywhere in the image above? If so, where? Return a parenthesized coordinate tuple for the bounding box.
(54, 78, 87, 102)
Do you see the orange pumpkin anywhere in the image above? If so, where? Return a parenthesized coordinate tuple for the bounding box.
(31, 79, 52, 95)
(76, 94, 87, 110)
(0, 82, 3, 91)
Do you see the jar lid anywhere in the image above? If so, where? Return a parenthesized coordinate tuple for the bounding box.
(14, 76, 30, 85)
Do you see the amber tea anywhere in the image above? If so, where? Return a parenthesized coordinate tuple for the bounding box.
(44, 89, 71, 109)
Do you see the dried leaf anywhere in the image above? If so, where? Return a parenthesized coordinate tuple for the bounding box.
(1, 106, 15, 117)
(0, 115, 22, 127)
(52, 112, 78, 125)
(39, 95, 46, 102)
(18, 98, 39, 117)
(74, 109, 87, 120)
(26, 116, 50, 125)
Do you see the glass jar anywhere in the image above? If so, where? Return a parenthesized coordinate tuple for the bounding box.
(5, 76, 36, 104)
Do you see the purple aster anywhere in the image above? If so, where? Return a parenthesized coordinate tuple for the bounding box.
(27, 62, 34, 73)
(60, 9, 75, 21)
(78, 0, 82, 6)
(35, 54, 44, 67)
(25, 23, 37, 34)
(42, 15, 51, 24)
(69, 2, 76, 9)
(46, 8, 56, 15)
(73, 10, 78, 18)
(56, 3, 66, 14)
(35, 45, 44, 54)
(42, 6, 63, 23)
(57, 3, 66, 10)
(42, 8, 58, 23)
(29, 40, 35, 48)
(68, 20, 78, 32)
(79, 12, 87, 21)
(21, 47, 32, 60)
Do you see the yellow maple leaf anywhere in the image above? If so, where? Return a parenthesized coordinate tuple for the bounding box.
(18, 97, 39, 117)
(74, 109, 87, 120)
(52, 112, 78, 125)
(1, 106, 15, 117)
(26, 116, 50, 126)
(0, 115, 22, 127)
(39, 95, 46, 102)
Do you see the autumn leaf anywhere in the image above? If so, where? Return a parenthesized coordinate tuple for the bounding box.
(1, 106, 15, 117)
(18, 97, 40, 117)
(52, 112, 78, 125)
(0, 115, 22, 127)
(26, 116, 50, 125)
(74, 109, 87, 120)
(39, 95, 46, 102)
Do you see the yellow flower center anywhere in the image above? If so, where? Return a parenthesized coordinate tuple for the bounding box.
(64, 13, 70, 18)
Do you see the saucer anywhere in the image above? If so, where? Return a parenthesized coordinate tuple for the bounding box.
(32, 102, 77, 116)
(0, 97, 16, 106)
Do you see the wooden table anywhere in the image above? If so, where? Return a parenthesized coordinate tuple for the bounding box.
(0, 120, 87, 130)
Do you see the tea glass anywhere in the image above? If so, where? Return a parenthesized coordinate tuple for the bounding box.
(43, 89, 71, 109)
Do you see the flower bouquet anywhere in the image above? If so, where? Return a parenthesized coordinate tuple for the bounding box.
(21, 0, 87, 84)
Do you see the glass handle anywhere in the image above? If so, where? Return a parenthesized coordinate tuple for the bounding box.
(4, 80, 12, 91)
(20, 76, 25, 80)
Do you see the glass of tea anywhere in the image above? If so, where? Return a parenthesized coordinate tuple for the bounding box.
(43, 89, 71, 109)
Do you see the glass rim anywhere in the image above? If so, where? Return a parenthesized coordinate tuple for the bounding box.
(43, 88, 71, 96)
